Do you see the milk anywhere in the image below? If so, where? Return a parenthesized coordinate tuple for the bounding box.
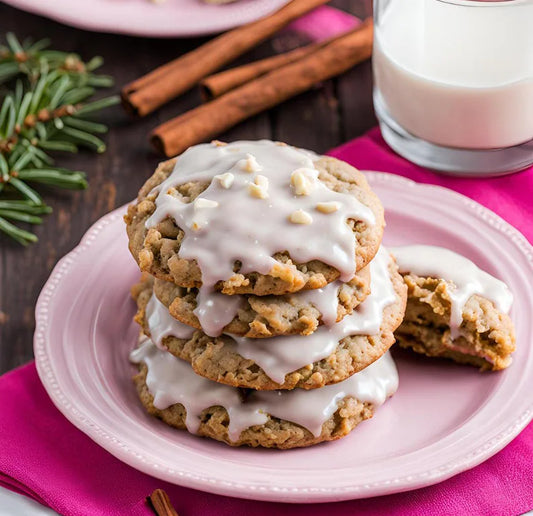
(373, 0, 533, 150)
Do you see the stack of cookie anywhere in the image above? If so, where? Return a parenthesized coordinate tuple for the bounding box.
(125, 140, 407, 449)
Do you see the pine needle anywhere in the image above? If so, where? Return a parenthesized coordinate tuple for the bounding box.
(0, 33, 118, 244)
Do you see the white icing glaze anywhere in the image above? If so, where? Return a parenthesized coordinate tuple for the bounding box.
(182, 256, 371, 338)
(229, 247, 397, 384)
(130, 336, 267, 437)
(145, 140, 376, 289)
(390, 245, 513, 339)
(249, 352, 398, 437)
(130, 336, 398, 441)
(295, 281, 342, 326)
(192, 286, 243, 337)
(145, 293, 195, 348)
(146, 248, 396, 384)
(191, 277, 342, 338)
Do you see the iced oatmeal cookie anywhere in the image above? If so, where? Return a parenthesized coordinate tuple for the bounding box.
(133, 248, 406, 390)
(391, 245, 515, 371)
(152, 265, 371, 338)
(125, 140, 384, 296)
(131, 336, 398, 449)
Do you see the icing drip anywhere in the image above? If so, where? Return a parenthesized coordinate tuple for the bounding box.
(130, 336, 398, 440)
(191, 277, 342, 338)
(249, 353, 398, 437)
(228, 335, 337, 385)
(390, 245, 513, 339)
(295, 281, 342, 326)
(130, 336, 267, 437)
(145, 140, 376, 288)
(145, 249, 396, 384)
(145, 294, 195, 348)
(229, 247, 397, 383)
(192, 286, 243, 337)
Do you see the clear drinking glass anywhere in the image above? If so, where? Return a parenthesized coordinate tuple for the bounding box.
(373, 0, 533, 176)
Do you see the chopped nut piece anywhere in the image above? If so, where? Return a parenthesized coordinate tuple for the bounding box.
(316, 201, 340, 214)
(288, 209, 313, 225)
(240, 153, 262, 173)
(190, 221, 202, 231)
(290, 168, 316, 196)
(248, 174, 269, 199)
(248, 183, 269, 199)
(254, 174, 269, 189)
(214, 172, 235, 189)
(194, 198, 219, 210)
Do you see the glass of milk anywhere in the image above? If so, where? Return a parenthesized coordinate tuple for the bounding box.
(373, 0, 533, 176)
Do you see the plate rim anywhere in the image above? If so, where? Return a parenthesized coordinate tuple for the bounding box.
(34, 171, 533, 503)
(1, 0, 291, 38)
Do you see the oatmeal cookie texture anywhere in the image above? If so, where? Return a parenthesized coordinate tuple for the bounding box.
(134, 364, 374, 449)
(391, 245, 515, 370)
(125, 140, 402, 449)
(131, 337, 398, 449)
(152, 265, 371, 338)
(125, 140, 384, 296)
(395, 274, 515, 371)
(134, 249, 407, 390)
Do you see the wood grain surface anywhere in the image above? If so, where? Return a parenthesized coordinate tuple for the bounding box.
(0, 0, 375, 374)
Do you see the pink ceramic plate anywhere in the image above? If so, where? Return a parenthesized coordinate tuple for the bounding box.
(34, 173, 533, 503)
(1, 0, 290, 37)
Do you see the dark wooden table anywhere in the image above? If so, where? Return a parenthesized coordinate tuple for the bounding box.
(0, 0, 375, 375)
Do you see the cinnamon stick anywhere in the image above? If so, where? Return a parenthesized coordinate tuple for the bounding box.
(200, 41, 325, 100)
(151, 19, 374, 157)
(121, 0, 330, 117)
(147, 489, 179, 516)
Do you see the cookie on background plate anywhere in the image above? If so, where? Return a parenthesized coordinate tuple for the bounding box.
(391, 245, 515, 371)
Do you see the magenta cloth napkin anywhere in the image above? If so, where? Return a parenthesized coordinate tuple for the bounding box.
(286, 5, 361, 41)
(2, 5, 533, 515)
(1, 129, 532, 516)
(1, 358, 532, 516)
(330, 128, 533, 244)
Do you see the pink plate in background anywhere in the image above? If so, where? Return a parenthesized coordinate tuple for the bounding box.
(1, 0, 290, 37)
(34, 173, 533, 503)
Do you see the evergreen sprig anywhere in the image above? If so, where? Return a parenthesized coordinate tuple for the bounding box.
(0, 33, 119, 245)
